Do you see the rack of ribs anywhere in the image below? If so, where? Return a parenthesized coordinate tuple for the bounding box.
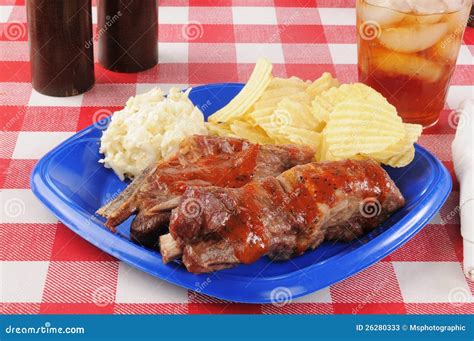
(160, 159, 405, 273)
(96, 135, 316, 248)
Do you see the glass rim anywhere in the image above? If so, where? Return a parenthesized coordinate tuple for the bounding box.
(359, 0, 470, 16)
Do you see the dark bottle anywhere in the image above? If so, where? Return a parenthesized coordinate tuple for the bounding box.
(97, 0, 158, 73)
(468, 1, 474, 28)
(27, 0, 95, 97)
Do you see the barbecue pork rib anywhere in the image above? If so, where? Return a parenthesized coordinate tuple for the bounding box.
(96, 135, 315, 248)
(162, 159, 405, 273)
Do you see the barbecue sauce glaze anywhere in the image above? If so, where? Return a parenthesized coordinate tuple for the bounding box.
(154, 145, 260, 194)
(220, 160, 390, 264)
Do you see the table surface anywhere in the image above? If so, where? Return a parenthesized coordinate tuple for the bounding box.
(1, 0, 473, 315)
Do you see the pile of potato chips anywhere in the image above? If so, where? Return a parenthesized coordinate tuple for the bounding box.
(207, 58, 422, 167)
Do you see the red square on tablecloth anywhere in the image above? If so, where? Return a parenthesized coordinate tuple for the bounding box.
(39, 303, 115, 314)
(274, 0, 317, 7)
(279, 25, 327, 43)
(0, 106, 25, 131)
(285, 63, 336, 80)
(2, 159, 36, 188)
(50, 223, 116, 262)
(94, 64, 138, 84)
(189, 63, 239, 85)
(1, 223, 56, 261)
(333, 303, 406, 314)
(186, 24, 235, 43)
(77, 106, 121, 131)
(390, 225, 458, 262)
(235, 62, 287, 82)
(137, 63, 189, 83)
(1, 303, 41, 315)
(0, 158, 10, 187)
(189, 0, 232, 6)
(0, 61, 30, 82)
(262, 303, 334, 314)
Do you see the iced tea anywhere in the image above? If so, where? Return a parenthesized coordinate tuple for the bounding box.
(357, 0, 471, 127)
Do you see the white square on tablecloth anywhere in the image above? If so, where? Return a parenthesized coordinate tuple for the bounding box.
(318, 8, 356, 26)
(0, 6, 13, 22)
(0, 261, 49, 302)
(456, 45, 473, 65)
(393, 262, 472, 303)
(159, 43, 189, 64)
(328, 44, 357, 65)
(159, 6, 189, 25)
(236, 43, 284, 64)
(232, 7, 277, 25)
(293, 287, 332, 303)
(12, 131, 75, 160)
(115, 262, 188, 303)
(28, 90, 84, 107)
(0, 189, 57, 224)
(446, 86, 474, 110)
(136, 83, 189, 96)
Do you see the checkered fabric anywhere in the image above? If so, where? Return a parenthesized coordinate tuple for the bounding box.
(1, 0, 473, 315)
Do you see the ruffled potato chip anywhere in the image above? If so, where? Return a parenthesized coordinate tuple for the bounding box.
(209, 58, 272, 123)
(324, 99, 405, 158)
(207, 60, 420, 168)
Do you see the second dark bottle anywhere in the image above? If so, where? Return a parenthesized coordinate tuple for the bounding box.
(97, 0, 158, 73)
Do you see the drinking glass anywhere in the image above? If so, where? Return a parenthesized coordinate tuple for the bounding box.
(357, 0, 471, 127)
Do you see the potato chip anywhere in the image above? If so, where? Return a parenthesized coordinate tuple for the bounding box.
(247, 77, 313, 134)
(276, 98, 324, 131)
(267, 76, 308, 91)
(311, 96, 332, 123)
(209, 58, 272, 123)
(306, 72, 340, 98)
(229, 120, 273, 144)
(206, 62, 420, 168)
(316, 132, 337, 161)
(312, 82, 390, 124)
(368, 123, 422, 167)
(281, 127, 321, 150)
(252, 79, 310, 110)
(324, 99, 405, 158)
(258, 86, 305, 103)
(205, 122, 232, 137)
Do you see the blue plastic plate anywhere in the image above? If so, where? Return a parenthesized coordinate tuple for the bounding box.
(31, 83, 452, 303)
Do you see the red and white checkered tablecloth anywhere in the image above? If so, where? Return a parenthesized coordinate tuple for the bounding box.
(1, 0, 473, 315)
